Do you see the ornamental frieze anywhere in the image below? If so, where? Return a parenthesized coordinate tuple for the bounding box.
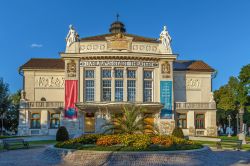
(80, 43, 106, 52)
(132, 43, 158, 53)
(35, 76, 64, 88)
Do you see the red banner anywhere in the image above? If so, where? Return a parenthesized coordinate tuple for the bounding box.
(65, 80, 78, 119)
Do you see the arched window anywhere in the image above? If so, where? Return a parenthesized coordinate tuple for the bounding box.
(41, 97, 46, 101)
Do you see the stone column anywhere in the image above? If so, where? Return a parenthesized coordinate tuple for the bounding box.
(137, 67, 143, 102)
(187, 111, 195, 136)
(41, 110, 48, 135)
(111, 67, 115, 101)
(123, 67, 127, 102)
(95, 66, 101, 102)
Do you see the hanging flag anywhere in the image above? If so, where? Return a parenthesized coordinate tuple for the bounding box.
(65, 80, 78, 119)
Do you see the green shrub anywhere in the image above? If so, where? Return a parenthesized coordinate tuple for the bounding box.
(56, 126, 69, 142)
(172, 127, 184, 138)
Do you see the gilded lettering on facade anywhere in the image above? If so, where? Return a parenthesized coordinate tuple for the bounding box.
(80, 60, 159, 67)
(35, 76, 64, 88)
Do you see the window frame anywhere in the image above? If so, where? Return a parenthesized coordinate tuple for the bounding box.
(50, 113, 60, 129)
(84, 68, 95, 102)
(102, 68, 112, 101)
(195, 113, 205, 129)
(143, 69, 153, 102)
(177, 113, 187, 129)
(30, 113, 41, 129)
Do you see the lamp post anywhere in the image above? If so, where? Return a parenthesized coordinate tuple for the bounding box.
(227, 115, 232, 137)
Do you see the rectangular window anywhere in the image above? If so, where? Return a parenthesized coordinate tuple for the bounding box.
(102, 69, 112, 78)
(177, 113, 187, 129)
(30, 113, 40, 129)
(127, 69, 136, 102)
(85, 69, 95, 102)
(50, 113, 60, 128)
(115, 69, 123, 78)
(195, 114, 205, 129)
(115, 80, 123, 101)
(143, 70, 153, 102)
(102, 69, 112, 101)
(127, 80, 136, 102)
(102, 80, 111, 101)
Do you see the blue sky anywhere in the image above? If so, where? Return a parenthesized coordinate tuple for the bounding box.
(0, 0, 250, 93)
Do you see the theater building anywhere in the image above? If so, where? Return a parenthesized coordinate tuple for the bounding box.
(18, 20, 217, 137)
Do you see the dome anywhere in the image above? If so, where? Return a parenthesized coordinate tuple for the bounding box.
(109, 21, 126, 33)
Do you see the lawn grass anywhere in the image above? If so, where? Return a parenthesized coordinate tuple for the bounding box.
(0, 135, 29, 139)
(0, 140, 57, 151)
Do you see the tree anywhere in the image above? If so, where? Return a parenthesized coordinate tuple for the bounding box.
(214, 64, 250, 132)
(102, 105, 157, 134)
(5, 90, 21, 132)
(0, 78, 11, 134)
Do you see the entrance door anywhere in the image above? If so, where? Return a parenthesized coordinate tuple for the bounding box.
(84, 112, 95, 133)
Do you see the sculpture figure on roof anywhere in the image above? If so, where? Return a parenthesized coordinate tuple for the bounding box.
(159, 26, 171, 48)
(66, 24, 79, 47)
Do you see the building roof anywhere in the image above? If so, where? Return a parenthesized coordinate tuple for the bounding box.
(174, 60, 215, 72)
(20, 58, 214, 72)
(20, 58, 64, 70)
(80, 33, 159, 43)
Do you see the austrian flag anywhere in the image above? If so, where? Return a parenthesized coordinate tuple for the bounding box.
(64, 80, 78, 119)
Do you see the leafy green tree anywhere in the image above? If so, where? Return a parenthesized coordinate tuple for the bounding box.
(214, 64, 250, 130)
(5, 90, 21, 132)
(102, 105, 157, 134)
(0, 78, 11, 134)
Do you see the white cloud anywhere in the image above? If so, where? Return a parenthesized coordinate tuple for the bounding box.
(30, 43, 43, 48)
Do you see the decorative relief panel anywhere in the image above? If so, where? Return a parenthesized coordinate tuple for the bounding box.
(67, 60, 77, 78)
(80, 43, 106, 52)
(35, 76, 64, 88)
(173, 77, 201, 90)
(106, 33, 132, 50)
(186, 78, 201, 90)
(132, 43, 158, 53)
(161, 61, 171, 79)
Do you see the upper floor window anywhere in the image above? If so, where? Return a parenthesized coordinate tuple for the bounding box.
(30, 113, 40, 129)
(102, 68, 112, 101)
(50, 113, 60, 128)
(143, 70, 153, 102)
(41, 97, 46, 101)
(102, 69, 112, 78)
(127, 69, 136, 102)
(85, 69, 95, 102)
(115, 69, 123, 78)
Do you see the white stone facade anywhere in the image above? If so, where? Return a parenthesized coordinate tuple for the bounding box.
(18, 22, 217, 137)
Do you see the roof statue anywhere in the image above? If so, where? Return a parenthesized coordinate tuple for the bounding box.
(159, 25, 172, 53)
(66, 24, 79, 47)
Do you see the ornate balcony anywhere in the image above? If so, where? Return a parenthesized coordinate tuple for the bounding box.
(175, 102, 216, 110)
(20, 101, 64, 109)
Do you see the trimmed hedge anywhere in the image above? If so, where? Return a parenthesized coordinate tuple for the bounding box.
(172, 127, 184, 138)
(56, 126, 69, 142)
(55, 134, 197, 150)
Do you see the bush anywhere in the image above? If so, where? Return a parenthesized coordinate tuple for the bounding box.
(55, 134, 101, 148)
(56, 126, 69, 142)
(172, 127, 184, 138)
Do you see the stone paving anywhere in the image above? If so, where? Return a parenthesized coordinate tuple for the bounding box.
(0, 146, 250, 166)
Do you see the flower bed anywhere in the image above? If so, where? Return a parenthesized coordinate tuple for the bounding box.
(55, 134, 202, 151)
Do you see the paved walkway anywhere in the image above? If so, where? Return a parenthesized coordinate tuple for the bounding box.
(0, 146, 250, 166)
